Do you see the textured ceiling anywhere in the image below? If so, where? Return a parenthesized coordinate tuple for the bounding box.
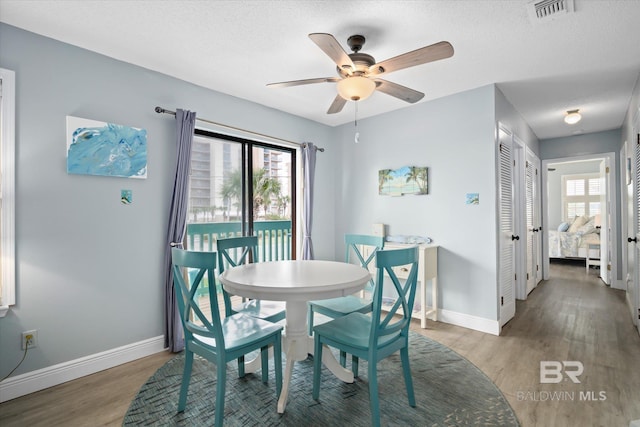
(1, 0, 639, 139)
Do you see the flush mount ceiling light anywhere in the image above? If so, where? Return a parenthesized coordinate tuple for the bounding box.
(564, 109, 582, 125)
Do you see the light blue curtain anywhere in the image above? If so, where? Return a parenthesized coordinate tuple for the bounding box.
(163, 109, 196, 352)
(301, 142, 317, 260)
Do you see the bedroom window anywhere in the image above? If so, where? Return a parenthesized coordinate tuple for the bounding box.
(562, 173, 601, 221)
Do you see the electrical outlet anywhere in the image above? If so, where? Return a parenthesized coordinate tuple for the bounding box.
(21, 330, 37, 350)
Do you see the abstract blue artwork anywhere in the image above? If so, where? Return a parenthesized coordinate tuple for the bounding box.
(66, 116, 147, 178)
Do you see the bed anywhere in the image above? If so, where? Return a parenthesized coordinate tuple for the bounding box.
(548, 215, 600, 259)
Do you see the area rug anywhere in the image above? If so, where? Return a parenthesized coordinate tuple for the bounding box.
(124, 332, 519, 426)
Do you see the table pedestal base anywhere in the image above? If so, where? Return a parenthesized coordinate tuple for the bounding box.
(239, 301, 354, 412)
(277, 301, 354, 412)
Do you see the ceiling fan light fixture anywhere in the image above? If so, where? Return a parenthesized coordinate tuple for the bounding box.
(564, 109, 582, 125)
(337, 76, 376, 101)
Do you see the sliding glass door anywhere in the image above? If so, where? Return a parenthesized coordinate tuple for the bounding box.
(184, 130, 296, 314)
(185, 129, 296, 257)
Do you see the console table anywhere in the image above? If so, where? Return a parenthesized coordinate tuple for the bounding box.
(364, 242, 439, 328)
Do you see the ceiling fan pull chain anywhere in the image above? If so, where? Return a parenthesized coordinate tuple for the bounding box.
(354, 102, 360, 144)
(355, 101, 358, 127)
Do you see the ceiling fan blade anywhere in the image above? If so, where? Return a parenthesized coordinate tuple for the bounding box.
(327, 94, 347, 114)
(309, 33, 355, 71)
(267, 77, 340, 88)
(369, 41, 454, 76)
(373, 79, 424, 103)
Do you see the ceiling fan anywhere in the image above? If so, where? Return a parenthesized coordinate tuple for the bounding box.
(267, 33, 454, 114)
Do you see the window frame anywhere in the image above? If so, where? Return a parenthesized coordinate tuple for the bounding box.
(190, 129, 297, 254)
(561, 172, 601, 221)
(0, 68, 16, 317)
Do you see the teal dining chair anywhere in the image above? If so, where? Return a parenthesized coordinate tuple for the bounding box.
(312, 246, 419, 427)
(171, 248, 283, 426)
(307, 234, 384, 374)
(217, 236, 286, 323)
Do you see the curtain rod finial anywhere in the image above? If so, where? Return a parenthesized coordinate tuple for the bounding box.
(155, 106, 164, 113)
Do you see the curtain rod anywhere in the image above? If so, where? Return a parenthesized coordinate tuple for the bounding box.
(154, 107, 324, 152)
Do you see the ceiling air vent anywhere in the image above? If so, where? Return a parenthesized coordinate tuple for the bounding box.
(528, 0, 574, 21)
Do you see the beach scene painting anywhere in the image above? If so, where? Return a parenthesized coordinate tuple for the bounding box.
(378, 166, 428, 196)
(66, 116, 148, 179)
(466, 193, 480, 205)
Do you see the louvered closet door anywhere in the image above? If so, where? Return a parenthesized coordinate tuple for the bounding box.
(634, 134, 640, 336)
(525, 159, 536, 295)
(498, 128, 516, 326)
(533, 157, 542, 284)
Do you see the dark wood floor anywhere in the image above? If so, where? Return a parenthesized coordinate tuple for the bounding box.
(1, 262, 639, 426)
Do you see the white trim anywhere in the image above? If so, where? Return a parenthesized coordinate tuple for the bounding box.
(627, 291, 638, 327)
(0, 68, 16, 313)
(438, 308, 501, 336)
(0, 336, 167, 403)
(612, 278, 625, 291)
(513, 134, 526, 301)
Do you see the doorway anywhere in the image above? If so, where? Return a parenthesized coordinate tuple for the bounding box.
(541, 152, 618, 286)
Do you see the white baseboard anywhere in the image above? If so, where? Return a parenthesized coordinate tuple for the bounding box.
(611, 278, 625, 290)
(0, 335, 166, 403)
(438, 309, 501, 336)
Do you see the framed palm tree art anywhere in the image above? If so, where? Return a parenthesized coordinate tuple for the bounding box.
(378, 166, 428, 196)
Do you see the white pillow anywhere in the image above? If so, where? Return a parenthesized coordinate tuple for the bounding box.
(567, 215, 588, 233)
(577, 218, 596, 235)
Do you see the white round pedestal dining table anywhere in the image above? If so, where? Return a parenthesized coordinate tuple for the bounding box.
(219, 259, 371, 413)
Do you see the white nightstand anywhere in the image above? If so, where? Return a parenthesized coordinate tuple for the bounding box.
(586, 243, 600, 273)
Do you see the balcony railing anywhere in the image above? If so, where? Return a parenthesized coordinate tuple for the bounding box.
(186, 220, 293, 316)
(186, 220, 293, 261)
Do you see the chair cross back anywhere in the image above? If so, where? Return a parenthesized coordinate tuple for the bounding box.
(216, 236, 286, 323)
(171, 249, 224, 347)
(217, 236, 259, 316)
(372, 248, 419, 343)
(217, 236, 258, 273)
(345, 234, 385, 288)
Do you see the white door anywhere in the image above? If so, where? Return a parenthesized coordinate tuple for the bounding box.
(599, 160, 610, 284)
(632, 130, 640, 336)
(498, 127, 516, 326)
(534, 157, 543, 285)
(525, 150, 542, 294)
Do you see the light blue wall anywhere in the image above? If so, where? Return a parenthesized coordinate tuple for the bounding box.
(0, 23, 337, 376)
(495, 86, 540, 156)
(332, 85, 500, 321)
(540, 129, 621, 160)
(619, 71, 639, 147)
